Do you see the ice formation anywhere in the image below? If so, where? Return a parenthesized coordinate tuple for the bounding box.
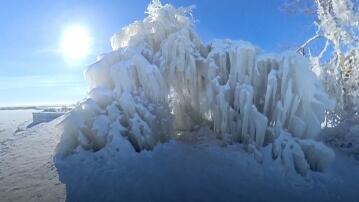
(56, 0, 335, 174)
(322, 119, 359, 159)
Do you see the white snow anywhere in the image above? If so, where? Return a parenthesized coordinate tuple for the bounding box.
(299, 139, 336, 171)
(0, 110, 65, 202)
(0, 110, 35, 142)
(321, 118, 359, 158)
(88, 86, 113, 108)
(1, 109, 357, 202)
(54, 128, 359, 202)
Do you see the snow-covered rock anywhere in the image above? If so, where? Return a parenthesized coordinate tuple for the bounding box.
(56, 0, 335, 174)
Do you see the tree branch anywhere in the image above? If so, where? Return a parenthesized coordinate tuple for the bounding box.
(296, 34, 321, 55)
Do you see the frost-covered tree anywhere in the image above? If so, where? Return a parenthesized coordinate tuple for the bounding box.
(56, 0, 335, 175)
(296, 0, 359, 125)
(293, 0, 359, 158)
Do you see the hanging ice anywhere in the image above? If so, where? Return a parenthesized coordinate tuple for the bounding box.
(56, 0, 335, 175)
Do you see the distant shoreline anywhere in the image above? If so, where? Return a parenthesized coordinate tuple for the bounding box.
(0, 105, 74, 111)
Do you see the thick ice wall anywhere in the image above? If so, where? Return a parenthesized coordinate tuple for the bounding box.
(110, 55, 168, 103)
(160, 28, 205, 130)
(57, 0, 336, 174)
(132, 54, 168, 103)
(110, 60, 139, 96)
(85, 51, 123, 90)
(204, 43, 334, 141)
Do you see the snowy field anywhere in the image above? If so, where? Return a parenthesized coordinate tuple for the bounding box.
(0, 110, 358, 202)
(0, 110, 37, 142)
(0, 110, 65, 202)
(55, 128, 359, 202)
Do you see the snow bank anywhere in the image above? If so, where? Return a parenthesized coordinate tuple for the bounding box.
(56, 0, 335, 174)
(55, 130, 359, 202)
(322, 117, 359, 159)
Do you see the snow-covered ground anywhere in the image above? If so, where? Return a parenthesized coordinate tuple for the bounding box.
(0, 110, 36, 142)
(55, 127, 359, 202)
(0, 110, 65, 202)
(0, 110, 358, 202)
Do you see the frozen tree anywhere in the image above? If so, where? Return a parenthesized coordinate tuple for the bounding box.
(56, 0, 335, 175)
(297, 0, 359, 125)
(294, 0, 359, 158)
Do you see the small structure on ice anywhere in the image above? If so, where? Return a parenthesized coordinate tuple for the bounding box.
(29, 107, 72, 127)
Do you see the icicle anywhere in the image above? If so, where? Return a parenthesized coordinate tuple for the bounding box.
(263, 69, 278, 120)
(251, 106, 268, 148)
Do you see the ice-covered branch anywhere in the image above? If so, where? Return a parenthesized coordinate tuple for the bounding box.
(300, 0, 359, 123)
(297, 34, 321, 55)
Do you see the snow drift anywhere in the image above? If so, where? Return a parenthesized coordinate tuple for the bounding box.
(56, 0, 335, 175)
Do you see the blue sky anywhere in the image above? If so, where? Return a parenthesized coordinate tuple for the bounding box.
(0, 0, 315, 106)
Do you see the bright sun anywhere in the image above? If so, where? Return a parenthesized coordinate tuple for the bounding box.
(60, 26, 91, 60)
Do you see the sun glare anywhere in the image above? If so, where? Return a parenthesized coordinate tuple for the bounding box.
(60, 26, 91, 60)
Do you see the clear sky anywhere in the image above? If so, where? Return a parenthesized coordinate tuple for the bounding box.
(0, 0, 315, 107)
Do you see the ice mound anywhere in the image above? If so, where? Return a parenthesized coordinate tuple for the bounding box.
(322, 118, 359, 159)
(56, 0, 335, 174)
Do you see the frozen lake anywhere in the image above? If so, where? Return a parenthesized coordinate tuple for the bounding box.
(0, 109, 65, 202)
(0, 109, 37, 142)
